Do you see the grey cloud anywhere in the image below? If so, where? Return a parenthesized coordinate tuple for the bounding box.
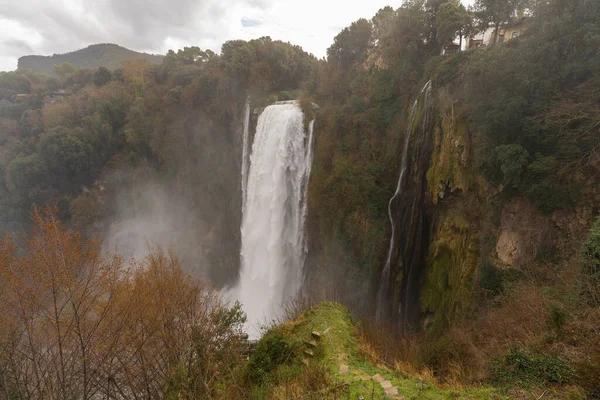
(0, 0, 274, 67)
(1, 39, 33, 54)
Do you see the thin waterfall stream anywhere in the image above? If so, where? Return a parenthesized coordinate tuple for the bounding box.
(376, 81, 433, 324)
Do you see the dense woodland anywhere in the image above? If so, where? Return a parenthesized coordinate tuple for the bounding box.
(0, 0, 599, 398)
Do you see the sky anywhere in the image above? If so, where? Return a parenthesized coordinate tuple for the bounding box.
(0, 0, 474, 72)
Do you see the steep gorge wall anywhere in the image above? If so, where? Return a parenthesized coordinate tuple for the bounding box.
(305, 81, 598, 336)
(418, 87, 599, 336)
(420, 93, 482, 335)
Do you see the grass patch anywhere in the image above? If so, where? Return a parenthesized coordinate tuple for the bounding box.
(246, 302, 505, 399)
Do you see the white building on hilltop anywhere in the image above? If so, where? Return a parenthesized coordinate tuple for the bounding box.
(467, 18, 528, 49)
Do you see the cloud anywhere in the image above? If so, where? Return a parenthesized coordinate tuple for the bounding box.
(0, 0, 472, 72)
(1, 39, 33, 54)
(0, 0, 268, 70)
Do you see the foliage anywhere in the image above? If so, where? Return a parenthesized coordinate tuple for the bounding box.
(525, 155, 577, 214)
(53, 62, 76, 79)
(372, 6, 397, 42)
(436, 0, 473, 48)
(38, 127, 94, 177)
(480, 144, 529, 191)
(490, 347, 574, 387)
(326, 19, 373, 69)
(246, 302, 505, 399)
(473, 0, 526, 43)
(247, 328, 293, 384)
(92, 66, 112, 86)
(478, 261, 503, 295)
(580, 217, 600, 306)
(0, 207, 245, 399)
(0, 71, 32, 99)
(426, 0, 600, 213)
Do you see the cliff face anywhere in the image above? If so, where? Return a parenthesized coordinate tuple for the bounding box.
(416, 87, 599, 336)
(419, 93, 481, 336)
(305, 80, 599, 339)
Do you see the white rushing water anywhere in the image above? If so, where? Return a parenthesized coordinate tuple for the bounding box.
(239, 101, 315, 335)
(376, 81, 432, 321)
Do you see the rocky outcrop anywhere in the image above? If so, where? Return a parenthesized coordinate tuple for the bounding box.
(495, 197, 549, 266)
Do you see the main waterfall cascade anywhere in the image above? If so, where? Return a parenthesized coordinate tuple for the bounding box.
(239, 101, 315, 335)
(376, 81, 434, 330)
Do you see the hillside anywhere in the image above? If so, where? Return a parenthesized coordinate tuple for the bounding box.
(240, 302, 586, 399)
(17, 43, 163, 75)
(241, 302, 511, 399)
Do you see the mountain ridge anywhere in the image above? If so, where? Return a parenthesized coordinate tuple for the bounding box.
(18, 43, 163, 75)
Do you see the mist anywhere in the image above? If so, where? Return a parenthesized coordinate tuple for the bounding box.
(103, 178, 211, 277)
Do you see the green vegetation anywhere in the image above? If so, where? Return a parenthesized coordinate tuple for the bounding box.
(438, 0, 600, 214)
(478, 261, 503, 295)
(247, 329, 295, 384)
(581, 217, 600, 306)
(490, 347, 574, 387)
(306, 0, 600, 396)
(244, 302, 503, 399)
(17, 43, 164, 75)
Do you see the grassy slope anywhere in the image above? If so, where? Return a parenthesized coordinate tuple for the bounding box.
(253, 302, 502, 399)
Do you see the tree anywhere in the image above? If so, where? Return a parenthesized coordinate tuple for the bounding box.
(485, 144, 529, 191)
(0, 118, 20, 144)
(5, 153, 49, 194)
(38, 127, 94, 178)
(327, 19, 373, 69)
(124, 97, 153, 156)
(0, 206, 125, 399)
(436, 0, 473, 50)
(0, 72, 32, 99)
(92, 67, 112, 86)
(53, 62, 76, 79)
(0, 208, 247, 399)
(474, 0, 524, 44)
(19, 109, 43, 137)
(372, 6, 398, 42)
(176, 46, 202, 64)
(44, 76, 62, 92)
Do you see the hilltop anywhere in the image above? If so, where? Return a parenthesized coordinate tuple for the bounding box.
(17, 43, 163, 75)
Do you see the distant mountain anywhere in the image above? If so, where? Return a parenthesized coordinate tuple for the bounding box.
(18, 43, 164, 75)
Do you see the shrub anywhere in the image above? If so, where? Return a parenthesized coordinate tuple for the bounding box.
(549, 304, 568, 335)
(480, 144, 529, 193)
(491, 347, 574, 387)
(479, 261, 503, 295)
(247, 328, 293, 384)
(581, 217, 600, 306)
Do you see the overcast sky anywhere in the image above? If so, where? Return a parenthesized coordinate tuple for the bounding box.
(0, 0, 474, 72)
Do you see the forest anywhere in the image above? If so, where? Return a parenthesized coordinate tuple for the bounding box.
(0, 0, 599, 398)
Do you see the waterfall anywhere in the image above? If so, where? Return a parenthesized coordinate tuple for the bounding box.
(376, 81, 433, 323)
(241, 98, 251, 208)
(239, 101, 315, 335)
